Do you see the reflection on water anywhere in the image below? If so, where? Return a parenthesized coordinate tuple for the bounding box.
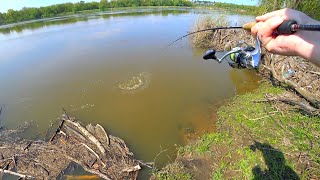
(0, 8, 190, 35)
(0, 7, 259, 177)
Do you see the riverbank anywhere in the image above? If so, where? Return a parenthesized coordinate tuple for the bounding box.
(153, 81, 320, 179)
(152, 16, 320, 179)
(193, 3, 258, 16)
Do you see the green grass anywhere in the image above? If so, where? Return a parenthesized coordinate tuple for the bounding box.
(154, 162, 192, 180)
(195, 132, 230, 154)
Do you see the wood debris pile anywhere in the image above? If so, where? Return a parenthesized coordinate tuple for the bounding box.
(0, 113, 145, 179)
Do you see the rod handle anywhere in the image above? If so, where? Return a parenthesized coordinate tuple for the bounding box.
(277, 20, 297, 34)
(242, 20, 298, 34)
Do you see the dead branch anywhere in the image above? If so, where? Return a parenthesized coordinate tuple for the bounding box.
(63, 118, 106, 155)
(80, 143, 106, 167)
(264, 94, 320, 116)
(49, 118, 65, 142)
(137, 160, 153, 169)
(0, 168, 34, 179)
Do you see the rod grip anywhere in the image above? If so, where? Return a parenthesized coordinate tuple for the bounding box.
(242, 22, 256, 31)
(277, 20, 297, 34)
(242, 20, 298, 34)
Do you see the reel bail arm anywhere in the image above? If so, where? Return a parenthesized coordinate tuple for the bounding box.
(203, 36, 261, 69)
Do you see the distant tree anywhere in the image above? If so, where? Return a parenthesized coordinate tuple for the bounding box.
(0, 12, 4, 25)
(0, 0, 192, 25)
(20, 7, 42, 20)
(4, 9, 19, 23)
(258, 0, 320, 19)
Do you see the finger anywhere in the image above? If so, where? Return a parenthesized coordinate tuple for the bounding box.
(257, 16, 284, 46)
(251, 22, 263, 36)
(256, 8, 289, 21)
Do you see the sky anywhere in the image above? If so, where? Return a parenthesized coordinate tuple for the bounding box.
(0, 0, 259, 13)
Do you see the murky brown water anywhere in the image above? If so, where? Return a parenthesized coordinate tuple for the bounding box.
(0, 7, 260, 178)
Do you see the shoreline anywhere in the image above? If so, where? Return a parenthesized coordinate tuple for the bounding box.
(152, 81, 320, 179)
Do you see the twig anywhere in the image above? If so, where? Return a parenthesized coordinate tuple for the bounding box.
(80, 143, 106, 167)
(249, 115, 271, 121)
(152, 148, 168, 171)
(309, 71, 320, 76)
(49, 118, 66, 143)
(0, 168, 34, 179)
(266, 96, 319, 116)
(23, 141, 32, 151)
(137, 160, 153, 169)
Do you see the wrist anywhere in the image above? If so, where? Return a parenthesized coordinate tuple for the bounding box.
(297, 41, 320, 66)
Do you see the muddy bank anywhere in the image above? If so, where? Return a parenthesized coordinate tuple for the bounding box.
(0, 112, 150, 179)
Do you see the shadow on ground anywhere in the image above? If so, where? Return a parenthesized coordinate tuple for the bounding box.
(250, 142, 300, 180)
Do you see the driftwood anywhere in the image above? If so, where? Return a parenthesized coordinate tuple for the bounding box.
(0, 113, 144, 179)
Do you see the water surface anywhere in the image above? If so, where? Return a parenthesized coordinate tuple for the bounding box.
(0, 7, 260, 178)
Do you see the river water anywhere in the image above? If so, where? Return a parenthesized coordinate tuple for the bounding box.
(0, 7, 259, 178)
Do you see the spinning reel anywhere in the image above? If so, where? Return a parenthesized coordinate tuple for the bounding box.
(203, 36, 261, 69)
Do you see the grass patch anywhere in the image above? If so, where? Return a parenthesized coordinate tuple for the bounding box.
(195, 132, 230, 154)
(153, 162, 192, 180)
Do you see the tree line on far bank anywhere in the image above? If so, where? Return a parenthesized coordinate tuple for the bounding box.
(258, 0, 320, 20)
(1, 0, 319, 26)
(0, 0, 192, 25)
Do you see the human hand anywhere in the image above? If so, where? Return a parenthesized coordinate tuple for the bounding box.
(251, 8, 320, 66)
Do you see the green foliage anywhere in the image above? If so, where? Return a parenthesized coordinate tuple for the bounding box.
(0, 12, 3, 25)
(109, 0, 191, 8)
(257, 0, 320, 19)
(213, 2, 256, 11)
(99, 0, 109, 10)
(297, 0, 320, 20)
(0, 0, 192, 25)
(156, 171, 192, 180)
(211, 161, 226, 180)
(196, 132, 229, 154)
(195, 2, 258, 15)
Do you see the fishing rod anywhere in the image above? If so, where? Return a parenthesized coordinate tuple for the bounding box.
(166, 21, 256, 47)
(167, 20, 320, 48)
(166, 20, 320, 69)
